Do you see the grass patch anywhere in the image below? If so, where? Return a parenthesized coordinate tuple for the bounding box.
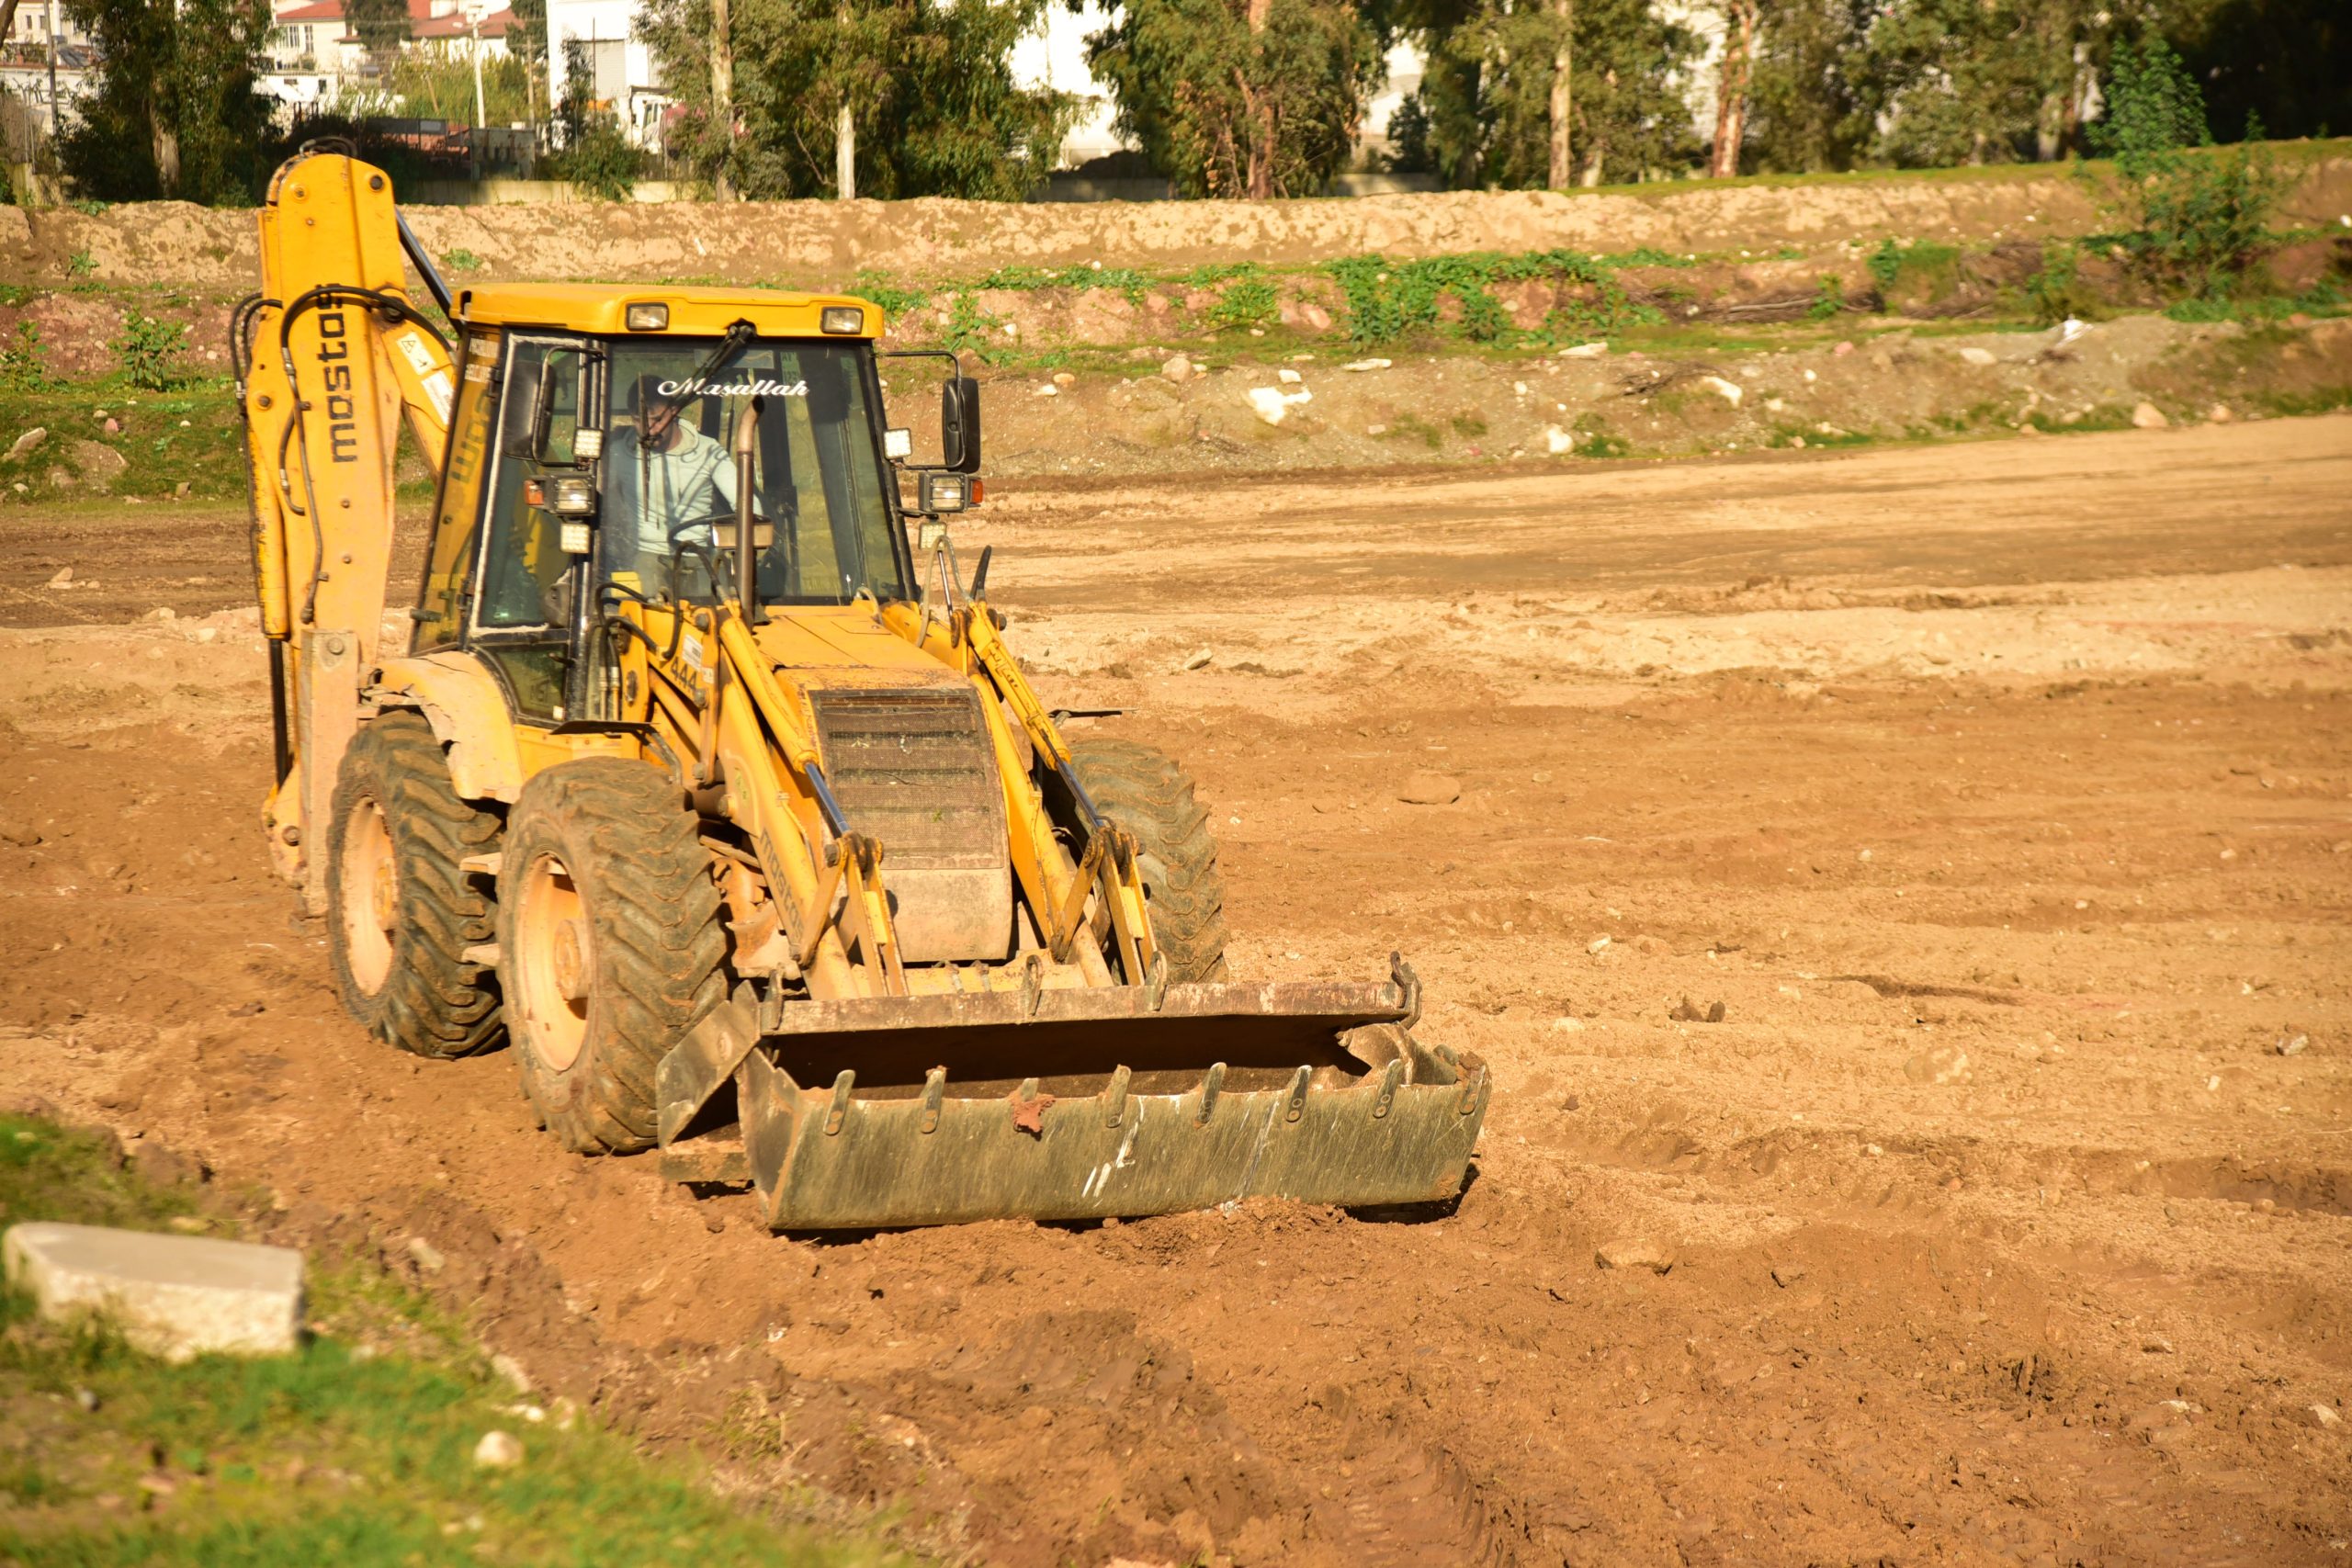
(0, 382, 252, 504)
(0, 1111, 914, 1567)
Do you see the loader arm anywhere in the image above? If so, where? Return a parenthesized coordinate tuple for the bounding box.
(233, 152, 458, 909)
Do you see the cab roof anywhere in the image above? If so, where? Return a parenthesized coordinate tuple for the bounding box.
(453, 282, 883, 339)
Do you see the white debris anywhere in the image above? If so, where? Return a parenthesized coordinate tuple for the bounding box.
(1698, 376, 1743, 407)
(1558, 342, 1608, 358)
(1276, 368, 1303, 385)
(1959, 346, 1996, 367)
(1246, 385, 1312, 425)
(1544, 425, 1575, 455)
(1341, 358, 1392, 371)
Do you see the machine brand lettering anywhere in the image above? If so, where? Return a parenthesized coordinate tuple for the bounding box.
(656, 375, 808, 400)
(316, 308, 360, 464)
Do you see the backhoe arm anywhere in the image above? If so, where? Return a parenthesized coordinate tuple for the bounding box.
(235, 152, 457, 910)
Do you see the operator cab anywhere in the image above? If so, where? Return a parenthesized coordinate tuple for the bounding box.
(407, 287, 978, 723)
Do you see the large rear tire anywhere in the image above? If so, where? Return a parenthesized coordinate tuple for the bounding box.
(1067, 738, 1229, 982)
(497, 758, 725, 1154)
(325, 710, 503, 1058)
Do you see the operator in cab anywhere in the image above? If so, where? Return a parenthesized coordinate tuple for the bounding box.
(605, 374, 737, 591)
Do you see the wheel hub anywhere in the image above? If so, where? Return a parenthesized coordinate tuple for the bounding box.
(338, 796, 398, 996)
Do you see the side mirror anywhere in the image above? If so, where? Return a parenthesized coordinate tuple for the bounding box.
(942, 376, 981, 475)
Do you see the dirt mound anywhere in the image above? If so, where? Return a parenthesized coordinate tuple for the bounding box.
(9, 152, 2348, 290)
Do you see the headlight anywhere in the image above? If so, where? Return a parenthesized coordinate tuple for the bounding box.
(918, 472, 967, 513)
(820, 305, 865, 335)
(548, 475, 598, 516)
(625, 302, 669, 331)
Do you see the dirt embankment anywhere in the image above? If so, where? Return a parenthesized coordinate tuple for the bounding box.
(1, 421, 2348, 1564)
(6, 150, 2349, 291)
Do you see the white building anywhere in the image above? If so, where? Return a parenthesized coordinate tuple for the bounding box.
(544, 0, 667, 146)
(261, 0, 516, 118)
(1, 4, 96, 137)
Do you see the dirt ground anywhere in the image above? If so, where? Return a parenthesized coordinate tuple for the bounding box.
(3, 418, 2349, 1566)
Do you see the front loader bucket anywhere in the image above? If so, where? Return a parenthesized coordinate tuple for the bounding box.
(655, 973, 1488, 1230)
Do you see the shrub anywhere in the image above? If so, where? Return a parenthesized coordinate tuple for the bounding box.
(116, 312, 190, 391)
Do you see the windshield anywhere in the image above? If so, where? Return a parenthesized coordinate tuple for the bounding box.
(601, 338, 908, 605)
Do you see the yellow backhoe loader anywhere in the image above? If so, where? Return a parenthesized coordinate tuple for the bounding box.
(232, 145, 1487, 1229)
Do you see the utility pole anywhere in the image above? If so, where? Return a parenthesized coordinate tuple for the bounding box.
(710, 0, 732, 200)
(46, 0, 62, 144)
(465, 0, 488, 177)
(833, 0, 853, 200)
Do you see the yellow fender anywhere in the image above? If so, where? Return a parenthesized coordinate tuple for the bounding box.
(368, 653, 526, 803)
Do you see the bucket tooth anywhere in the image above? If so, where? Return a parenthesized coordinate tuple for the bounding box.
(822, 1069, 855, 1136)
(1372, 1057, 1404, 1120)
(919, 1066, 946, 1134)
(1103, 1065, 1132, 1128)
(1283, 1065, 1311, 1123)
(1193, 1062, 1227, 1125)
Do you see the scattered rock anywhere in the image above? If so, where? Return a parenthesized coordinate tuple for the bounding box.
(1770, 1263, 1808, 1289)
(1396, 771, 1461, 806)
(1276, 367, 1304, 385)
(2309, 1403, 2343, 1430)
(2207, 403, 2233, 423)
(1698, 376, 1744, 407)
(1550, 1016, 1584, 1033)
(1669, 997, 1726, 1023)
(6, 427, 46, 460)
(1958, 346, 1996, 366)
(1833, 340, 1855, 356)
(74, 1386, 99, 1413)
(129, 1141, 201, 1188)
(1, 1222, 302, 1361)
(1904, 1044, 1973, 1086)
(1159, 354, 1193, 383)
(405, 1235, 447, 1274)
(2131, 400, 2168, 430)
(1179, 647, 1213, 671)
(69, 440, 129, 491)
(46, 565, 74, 588)
(1596, 1238, 1675, 1274)
(2276, 1033, 2308, 1057)
(102, 417, 120, 434)
(472, 1430, 525, 1468)
(490, 1352, 533, 1393)
(2141, 1336, 2175, 1353)
(1558, 342, 1608, 358)
(1341, 357, 1392, 371)
(1051, 371, 1076, 388)
(1544, 424, 1574, 455)
(1033, 382, 1059, 397)
(2127, 1399, 2197, 1447)
(1587, 935, 1611, 954)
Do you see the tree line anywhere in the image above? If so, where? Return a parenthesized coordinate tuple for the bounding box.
(18, 0, 2348, 206)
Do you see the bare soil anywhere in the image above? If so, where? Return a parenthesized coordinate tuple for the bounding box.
(2, 418, 2349, 1566)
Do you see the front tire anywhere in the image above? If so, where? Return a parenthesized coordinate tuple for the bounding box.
(325, 710, 503, 1058)
(497, 759, 724, 1154)
(1068, 739, 1229, 982)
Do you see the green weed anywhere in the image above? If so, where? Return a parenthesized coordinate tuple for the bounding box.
(113, 313, 190, 392)
(0, 321, 50, 391)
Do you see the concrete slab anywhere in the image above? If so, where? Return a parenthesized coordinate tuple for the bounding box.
(2, 1222, 303, 1360)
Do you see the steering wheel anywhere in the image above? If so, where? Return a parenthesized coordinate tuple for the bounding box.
(656, 509, 789, 601)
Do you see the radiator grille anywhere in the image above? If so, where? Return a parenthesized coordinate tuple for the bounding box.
(810, 687, 1007, 872)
